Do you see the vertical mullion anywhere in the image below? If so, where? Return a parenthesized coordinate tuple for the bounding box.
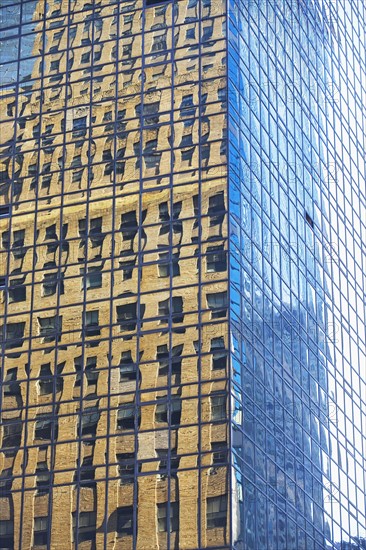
(103, 1, 121, 548)
(197, 0, 203, 547)
(136, 3, 146, 547)
(17, 1, 47, 548)
(167, 2, 175, 547)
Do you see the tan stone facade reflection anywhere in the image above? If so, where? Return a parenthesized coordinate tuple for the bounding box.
(0, 1, 229, 548)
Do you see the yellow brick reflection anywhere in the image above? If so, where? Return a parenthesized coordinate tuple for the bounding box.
(0, 0, 229, 548)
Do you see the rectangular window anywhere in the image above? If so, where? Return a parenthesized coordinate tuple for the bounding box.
(9, 279, 27, 304)
(117, 404, 140, 430)
(157, 502, 179, 532)
(0, 520, 14, 547)
(206, 246, 227, 272)
(0, 205, 10, 217)
(208, 192, 225, 226)
(85, 310, 100, 336)
(2, 419, 22, 448)
(157, 448, 180, 477)
(157, 344, 183, 376)
(158, 252, 180, 278)
(121, 211, 138, 241)
(207, 292, 227, 318)
(158, 297, 183, 323)
(79, 407, 100, 436)
(79, 457, 96, 486)
(34, 517, 49, 546)
(42, 272, 63, 296)
(119, 351, 137, 381)
(116, 302, 138, 331)
(155, 399, 181, 425)
(73, 511, 96, 543)
(38, 315, 62, 342)
(35, 415, 56, 441)
(82, 265, 102, 289)
(1, 322, 25, 349)
(117, 506, 133, 537)
(211, 442, 228, 465)
(3, 368, 20, 395)
(206, 496, 227, 529)
(210, 337, 227, 370)
(211, 394, 226, 421)
(117, 453, 135, 483)
(35, 462, 50, 494)
(39, 364, 53, 395)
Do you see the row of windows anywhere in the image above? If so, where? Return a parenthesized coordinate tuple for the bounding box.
(0, 445, 228, 491)
(0, 249, 226, 303)
(1, 392, 227, 442)
(0, 494, 227, 548)
(1, 291, 227, 346)
(1, 13, 225, 69)
(2, 338, 226, 389)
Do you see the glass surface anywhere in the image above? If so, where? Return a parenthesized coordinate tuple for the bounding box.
(228, 0, 366, 548)
(0, 0, 229, 548)
(0, 0, 365, 549)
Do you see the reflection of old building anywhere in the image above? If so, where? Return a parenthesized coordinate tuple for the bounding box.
(2, 1, 366, 549)
(0, 1, 229, 548)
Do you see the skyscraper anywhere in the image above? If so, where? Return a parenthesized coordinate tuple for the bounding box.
(0, 1, 365, 549)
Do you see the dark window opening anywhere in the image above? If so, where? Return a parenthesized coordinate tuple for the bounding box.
(82, 265, 102, 290)
(157, 448, 180, 477)
(2, 420, 22, 448)
(85, 310, 100, 336)
(158, 297, 184, 323)
(211, 394, 226, 421)
(73, 511, 96, 543)
(0, 205, 11, 217)
(157, 502, 179, 532)
(1, 322, 25, 349)
(158, 252, 180, 278)
(79, 407, 100, 437)
(117, 404, 140, 430)
(34, 517, 49, 546)
(116, 302, 138, 332)
(144, 139, 161, 169)
(0, 468, 13, 495)
(120, 259, 135, 281)
(3, 368, 20, 395)
(146, 0, 169, 7)
(35, 415, 57, 441)
(39, 364, 53, 395)
(38, 315, 62, 342)
(210, 337, 227, 370)
(206, 246, 227, 272)
(121, 211, 138, 241)
(79, 456, 96, 487)
(36, 462, 50, 495)
(117, 453, 140, 483)
(211, 442, 228, 465)
(12, 229, 26, 259)
(157, 344, 183, 376)
(0, 520, 13, 548)
(207, 495, 227, 529)
(85, 357, 99, 386)
(208, 192, 225, 226)
(155, 399, 181, 425)
(207, 292, 227, 319)
(119, 351, 137, 381)
(117, 506, 133, 537)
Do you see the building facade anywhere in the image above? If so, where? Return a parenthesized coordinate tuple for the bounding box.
(0, 1, 365, 549)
